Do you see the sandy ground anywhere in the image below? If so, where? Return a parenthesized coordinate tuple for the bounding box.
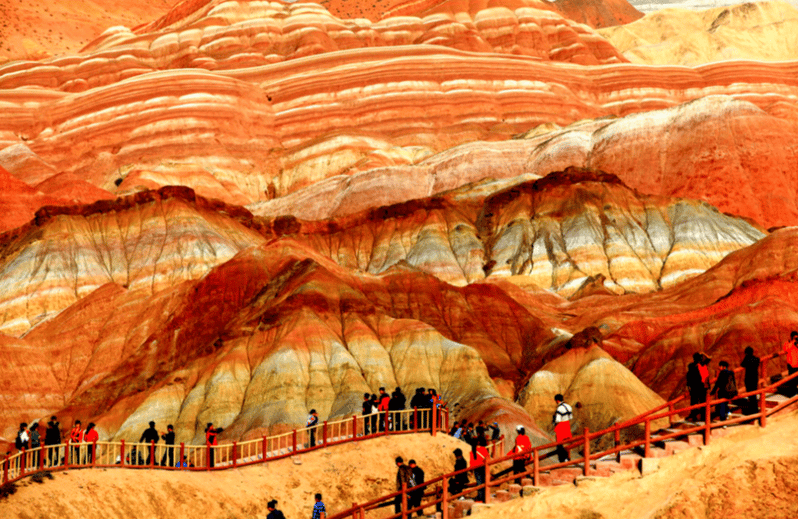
(477, 410, 798, 519)
(0, 433, 471, 519)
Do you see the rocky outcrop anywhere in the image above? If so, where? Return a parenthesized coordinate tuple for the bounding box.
(600, 1, 798, 65)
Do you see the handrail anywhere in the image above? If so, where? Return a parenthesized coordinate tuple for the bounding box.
(1, 407, 449, 485)
(329, 352, 798, 519)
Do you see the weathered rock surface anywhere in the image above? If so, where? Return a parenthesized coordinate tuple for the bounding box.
(600, 1, 798, 65)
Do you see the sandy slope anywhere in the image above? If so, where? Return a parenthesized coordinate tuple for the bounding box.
(0, 434, 473, 519)
(478, 409, 798, 519)
(600, 1, 798, 65)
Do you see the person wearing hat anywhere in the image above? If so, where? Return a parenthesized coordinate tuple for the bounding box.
(489, 422, 501, 441)
(512, 426, 532, 484)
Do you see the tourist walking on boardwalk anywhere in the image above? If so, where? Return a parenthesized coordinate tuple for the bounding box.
(307, 409, 319, 447)
(469, 437, 489, 502)
(69, 420, 83, 464)
(686, 353, 707, 421)
(512, 425, 532, 485)
(784, 331, 798, 396)
(409, 388, 427, 429)
(83, 422, 99, 463)
(741, 347, 761, 414)
(312, 493, 326, 519)
(378, 388, 391, 431)
(711, 361, 738, 422)
(395, 456, 416, 513)
(15, 422, 29, 452)
(362, 393, 374, 436)
(395, 387, 407, 430)
(450, 448, 469, 496)
(139, 421, 160, 465)
(267, 499, 286, 519)
(408, 459, 425, 516)
(30, 422, 41, 467)
(552, 394, 572, 463)
(45, 416, 60, 467)
(205, 422, 220, 467)
(160, 424, 175, 467)
(489, 422, 501, 441)
(370, 394, 379, 433)
(389, 389, 405, 431)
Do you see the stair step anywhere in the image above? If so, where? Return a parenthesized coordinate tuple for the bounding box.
(619, 453, 642, 470)
(663, 440, 690, 456)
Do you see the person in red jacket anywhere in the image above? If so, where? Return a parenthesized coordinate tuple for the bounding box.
(469, 437, 489, 502)
(205, 422, 221, 468)
(784, 331, 798, 395)
(69, 420, 83, 465)
(512, 425, 532, 485)
(83, 422, 99, 464)
(378, 388, 391, 432)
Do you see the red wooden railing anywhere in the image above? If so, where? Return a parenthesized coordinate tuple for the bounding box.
(328, 351, 798, 519)
(1, 407, 448, 485)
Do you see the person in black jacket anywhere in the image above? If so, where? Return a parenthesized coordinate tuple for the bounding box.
(408, 459, 425, 516)
(45, 416, 61, 467)
(449, 448, 469, 496)
(267, 500, 285, 519)
(160, 424, 175, 467)
(139, 421, 160, 465)
(741, 347, 760, 414)
(686, 353, 706, 422)
(362, 393, 374, 436)
(711, 361, 737, 422)
(409, 388, 428, 429)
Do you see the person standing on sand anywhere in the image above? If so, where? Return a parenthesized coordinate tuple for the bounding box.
(312, 493, 326, 519)
(267, 499, 286, 519)
(741, 347, 760, 414)
(307, 409, 319, 447)
(552, 394, 572, 463)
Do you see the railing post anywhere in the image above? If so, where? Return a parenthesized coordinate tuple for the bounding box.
(39, 446, 45, 471)
(206, 444, 211, 470)
(2, 455, 7, 483)
(760, 390, 768, 427)
(20, 449, 26, 475)
(668, 403, 674, 426)
(614, 428, 621, 463)
(120, 439, 126, 467)
(445, 408, 449, 432)
(384, 411, 390, 436)
(261, 436, 268, 461)
(292, 430, 298, 452)
(179, 443, 185, 468)
(232, 441, 238, 468)
(413, 407, 418, 431)
(323, 421, 328, 445)
(401, 481, 408, 519)
(351, 502, 357, 519)
(442, 475, 449, 519)
(583, 428, 590, 476)
(704, 399, 712, 445)
(65, 440, 71, 469)
(644, 420, 651, 458)
(353, 415, 358, 438)
(533, 448, 539, 486)
(92, 441, 97, 467)
(484, 459, 491, 503)
(150, 440, 155, 468)
(431, 406, 437, 437)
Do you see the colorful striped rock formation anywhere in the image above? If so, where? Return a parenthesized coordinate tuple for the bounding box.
(0, 0, 797, 456)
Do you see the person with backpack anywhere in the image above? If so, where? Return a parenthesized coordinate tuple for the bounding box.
(45, 416, 61, 467)
(139, 421, 160, 465)
(307, 409, 319, 447)
(686, 353, 706, 422)
(394, 456, 415, 513)
(711, 361, 738, 422)
(552, 394, 573, 463)
(741, 347, 761, 414)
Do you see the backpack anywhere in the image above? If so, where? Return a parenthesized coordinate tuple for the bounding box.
(724, 372, 738, 398)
